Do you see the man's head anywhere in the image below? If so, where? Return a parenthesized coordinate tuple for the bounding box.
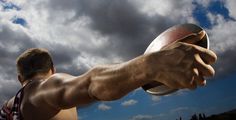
(16, 48, 55, 83)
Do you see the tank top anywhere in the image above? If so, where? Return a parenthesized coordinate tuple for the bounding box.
(0, 82, 30, 120)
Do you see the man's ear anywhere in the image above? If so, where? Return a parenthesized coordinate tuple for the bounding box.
(18, 75, 24, 85)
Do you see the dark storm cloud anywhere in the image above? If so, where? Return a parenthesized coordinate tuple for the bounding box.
(0, 24, 36, 79)
(48, 0, 179, 59)
(214, 48, 236, 78)
(48, 43, 88, 75)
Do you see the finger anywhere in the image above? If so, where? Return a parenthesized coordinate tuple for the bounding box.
(189, 68, 207, 89)
(193, 70, 206, 86)
(195, 76, 206, 86)
(194, 54, 215, 77)
(201, 80, 207, 86)
(183, 43, 217, 64)
(178, 30, 206, 44)
(190, 68, 199, 89)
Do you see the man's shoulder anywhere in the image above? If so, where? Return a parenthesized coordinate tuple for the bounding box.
(24, 73, 75, 102)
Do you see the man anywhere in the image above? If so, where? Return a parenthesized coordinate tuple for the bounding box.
(0, 32, 217, 120)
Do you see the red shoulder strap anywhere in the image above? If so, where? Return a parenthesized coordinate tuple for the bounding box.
(0, 101, 13, 120)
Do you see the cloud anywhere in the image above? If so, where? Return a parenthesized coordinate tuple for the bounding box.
(0, 19, 36, 104)
(225, 0, 236, 18)
(46, 0, 197, 60)
(151, 96, 161, 102)
(204, 5, 236, 77)
(130, 114, 153, 120)
(121, 99, 138, 107)
(149, 89, 188, 101)
(170, 107, 189, 113)
(129, 107, 193, 120)
(97, 103, 111, 111)
(130, 0, 195, 22)
(194, 0, 211, 8)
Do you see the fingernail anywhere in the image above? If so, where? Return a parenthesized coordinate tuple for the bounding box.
(198, 30, 206, 39)
(198, 30, 205, 35)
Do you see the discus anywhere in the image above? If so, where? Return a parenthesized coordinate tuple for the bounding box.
(142, 23, 209, 95)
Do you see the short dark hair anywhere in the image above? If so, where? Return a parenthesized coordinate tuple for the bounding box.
(16, 48, 54, 80)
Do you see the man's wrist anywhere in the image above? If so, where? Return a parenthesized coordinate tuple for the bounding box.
(127, 55, 154, 84)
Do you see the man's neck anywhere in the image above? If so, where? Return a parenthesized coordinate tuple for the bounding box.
(22, 73, 52, 86)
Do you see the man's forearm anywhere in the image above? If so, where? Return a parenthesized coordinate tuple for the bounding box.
(88, 54, 153, 101)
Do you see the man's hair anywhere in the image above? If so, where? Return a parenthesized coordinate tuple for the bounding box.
(16, 48, 54, 80)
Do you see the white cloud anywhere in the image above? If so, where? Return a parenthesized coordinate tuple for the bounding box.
(97, 103, 111, 111)
(194, 0, 211, 8)
(151, 96, 161, 102)
(203, 0, 236, 54)
(129, 0, 174, 17)
(130, 107, 193, 120)
(225, 0, 236, 18)
(208, 19, 236, 53)
(121, 99, 138, 107)
(206, 12, 222, 26)
(170, 107, 189, 113)
(129, 0, 195, 23)
(130, 114, 153, 120)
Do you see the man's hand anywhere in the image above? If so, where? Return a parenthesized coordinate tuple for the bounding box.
(144, 31, 217, 90)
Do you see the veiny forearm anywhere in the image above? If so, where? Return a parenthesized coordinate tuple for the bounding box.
(88, 54, 153, 101)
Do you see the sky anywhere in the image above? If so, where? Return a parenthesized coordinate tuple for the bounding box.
(0, 0, 236, 120)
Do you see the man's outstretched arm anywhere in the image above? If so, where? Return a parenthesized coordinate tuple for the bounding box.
(30, 54, 152, 110)
(30, 34, 217, 110)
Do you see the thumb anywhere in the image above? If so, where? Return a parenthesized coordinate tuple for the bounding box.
(177, 30, 206, 44)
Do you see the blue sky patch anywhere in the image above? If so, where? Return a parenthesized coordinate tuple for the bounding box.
(0, 1, 26, 27)
(207, 0, 235, 21)
(192, 0, 235, 29)
(12, 17, 27, 26)
(0, 0, 21, 11)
